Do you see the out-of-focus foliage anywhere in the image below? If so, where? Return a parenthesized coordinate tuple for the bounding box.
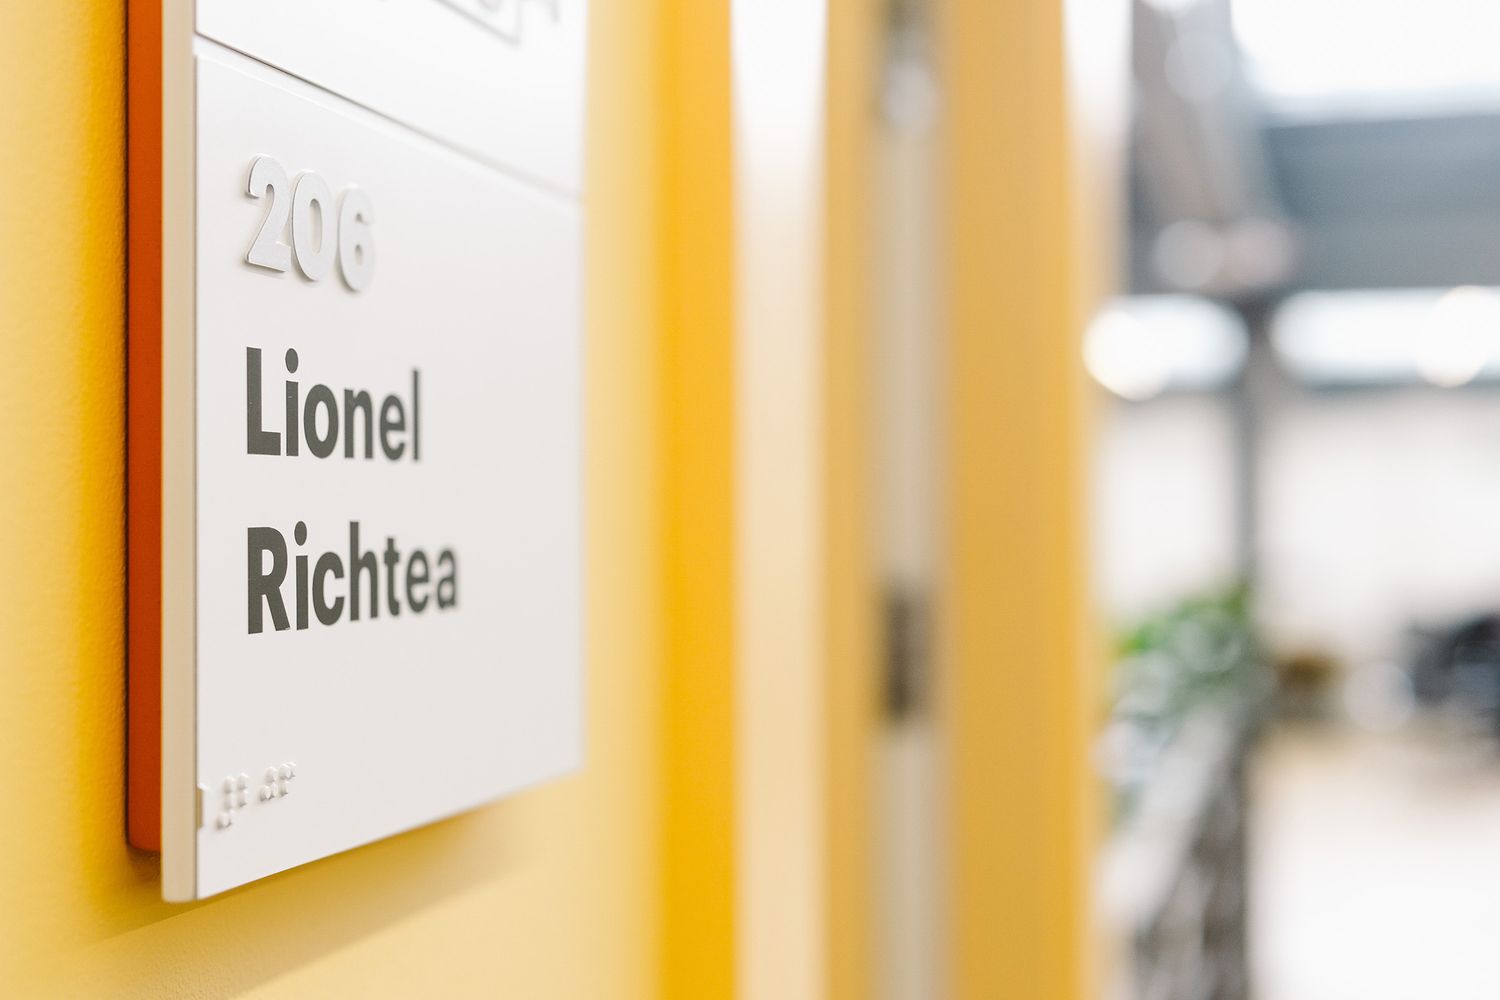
(1099, 585, 1264, 822)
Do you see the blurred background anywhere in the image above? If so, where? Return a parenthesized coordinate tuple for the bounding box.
(1102, 1, 1500, 997)
(866, 0, 1500, 997)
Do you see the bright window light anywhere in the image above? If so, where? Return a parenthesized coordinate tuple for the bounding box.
(1273, 288, 1500, 387)
(1085, 296, 1248, 401)
(1419, 288, 1500, 388)
(1233, 0, 1500, 111)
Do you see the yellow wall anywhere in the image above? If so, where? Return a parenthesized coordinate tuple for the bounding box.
(935, 0, 1122, 998)
(823, 0, 880, 996)
(0, 0, 1115, 994)
(0, 4, 681, 996)
(658, 2, 737, 996)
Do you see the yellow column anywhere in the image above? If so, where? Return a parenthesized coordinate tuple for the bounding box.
(824, 0, 881, 997)
(935, 0, 1122, 997)
(659, 2, 738, 998)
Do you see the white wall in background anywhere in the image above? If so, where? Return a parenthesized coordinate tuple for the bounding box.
(1093, 393, 1240, 623)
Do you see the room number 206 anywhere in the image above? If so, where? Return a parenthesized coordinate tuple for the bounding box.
(245, 155, 374, 291)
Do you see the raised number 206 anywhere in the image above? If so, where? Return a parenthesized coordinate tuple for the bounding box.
(245, 155, 374, 292)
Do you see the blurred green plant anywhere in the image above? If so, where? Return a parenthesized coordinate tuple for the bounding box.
(1099, 584, 1264, 822)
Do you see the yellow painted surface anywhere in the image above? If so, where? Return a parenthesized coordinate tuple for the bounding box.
(0, 3, 675, 996)
(658, 2, 737, 997)
(823, 1, 881, 997)
(935, 0, 1120, 997)
(0, 1, 893, 995)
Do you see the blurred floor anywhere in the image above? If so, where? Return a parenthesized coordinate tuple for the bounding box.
(1252, 717, 1500, 1000)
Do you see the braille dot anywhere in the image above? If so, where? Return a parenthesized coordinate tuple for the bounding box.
(294, 522, 307, 545)
(285, 348, 299, 373)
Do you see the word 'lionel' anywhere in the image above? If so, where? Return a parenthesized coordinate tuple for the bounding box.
(246, 347, 420, 461)
(248, 521, 457, 634)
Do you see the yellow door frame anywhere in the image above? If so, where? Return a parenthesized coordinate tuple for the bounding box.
(936, 1, 1123, 998)
(656, 2, 879, 996)
(824, 0, 881, 997)
(657, 2, 737, 997)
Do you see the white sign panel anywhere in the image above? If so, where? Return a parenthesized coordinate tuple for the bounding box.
(128, 0, 586, 900)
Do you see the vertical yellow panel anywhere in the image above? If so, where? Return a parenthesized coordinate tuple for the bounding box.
(824, 0, 881, 997)
(934, 0, 1121, 997)
(0, 0, 127, 981)
(659, 2, 738, 998)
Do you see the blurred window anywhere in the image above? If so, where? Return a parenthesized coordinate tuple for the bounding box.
(1233, 0, 1500, 113)
(1085, 295, 1247, 401)
(1273, 287, 1500, 388)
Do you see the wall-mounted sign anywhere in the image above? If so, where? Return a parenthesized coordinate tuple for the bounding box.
(128, 0, 587, 900)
